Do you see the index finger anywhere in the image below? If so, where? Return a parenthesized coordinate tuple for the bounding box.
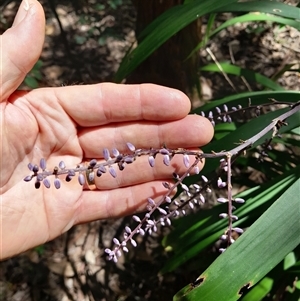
(55, 83, 191, 126)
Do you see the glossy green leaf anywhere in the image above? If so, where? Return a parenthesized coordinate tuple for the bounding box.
(189, 12, 300, 56)
(241, 277, 274, 301)
(114, 0, 238, 82)
(215, 1, 300, 21)
(173, 177, 300, 300)
(284, 252, 297, 271)
(194, 91, 300, 113)
(161, 166, 300, 274)
(200, 63, 284, 91)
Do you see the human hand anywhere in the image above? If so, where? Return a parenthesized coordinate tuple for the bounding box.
(0, 0, 213, 259)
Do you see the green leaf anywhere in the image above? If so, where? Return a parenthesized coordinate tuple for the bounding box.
(189, 12, 300, 56)
(215, 1, 300, 21)
(284, 252, 297, 271)
(114, 0, 238, 82)
(200, 63, 284, 91)
(240, 277, 274, 301)
(24, 76, 39, 89)
(173, 177, 300, 301)
(162, 166, 300, 274)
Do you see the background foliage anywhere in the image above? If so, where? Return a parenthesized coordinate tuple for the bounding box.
(1, 0, 300, 300)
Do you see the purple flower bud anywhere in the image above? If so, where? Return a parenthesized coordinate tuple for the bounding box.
(231, 215, 238, 221)
(139, 228, 145, 236)
(232, 227, 244, 234)
(227, 115, 232, 123)
(78, 173, 85, 185)
(158, 207, 167, 215)
(223, 104, 228, 112)
(217, 177, 226, 188)
(219, 248, 226, 253)
(200, 111, 205, 117)
(219, 213, 228, 218)
(40, 158, 46, 170)
(109, 167, 117, 178)
(113, 238, 120, 246)
(194, 166, 200, 174)
(89, 159, 97, 167)
(181, 184, 189, 192)
(148, 156, 155, 167)
(105, 248, 112, 254)
(238, 105, 242, 109)
(54, 178, 61, 189)
(59, 161, 66, 169)
(163, 155, 170, 166)
(162, 182, 171, 189)
(132, 215, 141, 223)
(116, 249, 122, 257)
(183, 154, 190, 168)
(147, 219, 155, 226)
(193, 184, 200, 190)
(32, 165, 39, 173)
(181, 209, 186, 215)
(223, 115, 227, 123)
(43, 178, 51, 188)
(234, 198, 245, 204)
(159, 148, 170, 155)
(148, 198, 155, 206)
(221, 234, 227, 240)
(165, 196, 172, 203)
(124, 156, 135, 164)
(166, 218, 171, 226)
(232, 106, 237, 111)
(96, 169, 102, 177)
(123, 246, 129, 253)
(35, 181, 41, 189)
(103, 148, 110, 161)
(189, 202, 194, 209)
(126, 142, 136, 152)
(199, 194, 205, 203)
(28, 163, 34, 171)
(216, 107, 221, 114)
(211, 120, 215, 127)
(201, 175, 208, 182)
(24, 175, 32, 182)
(66, 175, 73, 182)
(112, 148, 120, 157)
(130, 239, 137, 247)
(217, 198, 228, 203)
(125, 226, 132, 234)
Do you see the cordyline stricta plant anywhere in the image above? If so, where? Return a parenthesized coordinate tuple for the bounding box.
(24, 99, 300, 263)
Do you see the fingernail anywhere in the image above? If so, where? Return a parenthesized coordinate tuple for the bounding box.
(12, 0, 30, 27)
(23, 0, 30, 11)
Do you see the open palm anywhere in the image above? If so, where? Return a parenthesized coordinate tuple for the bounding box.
(0, 0, 213, 259)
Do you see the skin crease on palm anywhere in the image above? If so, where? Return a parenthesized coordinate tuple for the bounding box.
(0, 0, 214, 260)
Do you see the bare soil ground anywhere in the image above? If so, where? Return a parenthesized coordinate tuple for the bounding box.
(1, 1, 299, 300)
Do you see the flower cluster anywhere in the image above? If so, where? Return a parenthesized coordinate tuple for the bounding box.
(23, 100, 299, 262)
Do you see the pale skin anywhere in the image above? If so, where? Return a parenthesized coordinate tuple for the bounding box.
(0, 0, 213, 259)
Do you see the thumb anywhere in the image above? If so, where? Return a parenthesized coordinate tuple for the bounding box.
(0, 0, 45, 101)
